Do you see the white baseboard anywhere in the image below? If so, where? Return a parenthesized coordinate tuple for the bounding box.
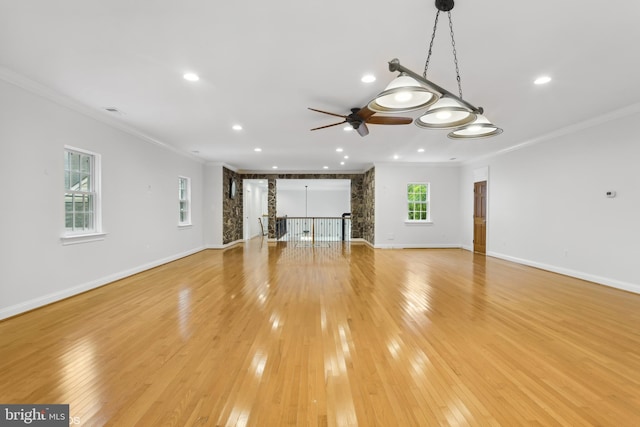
(374, 243, 462, 249)
(0, 246, 206, 321)
(206, 239, 244, 249)
(349, 238, 374, 247)
(487, 251, 640, 295)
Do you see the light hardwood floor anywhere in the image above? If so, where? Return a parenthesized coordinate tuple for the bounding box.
(1, 241, 640, 426)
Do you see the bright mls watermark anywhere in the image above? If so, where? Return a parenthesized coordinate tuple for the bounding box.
(0, 405, 69, 426)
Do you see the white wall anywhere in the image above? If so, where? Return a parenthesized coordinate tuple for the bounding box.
(374, 163, 462, 248)
(0, 78, 205, 319)
(203, 163, 224, 247)
(461, 106, 640, 293)
(277, 187, 350, 217)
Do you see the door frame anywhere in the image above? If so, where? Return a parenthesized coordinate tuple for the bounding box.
(472, 167, 489, 254)
(242, 179, 268, 240)
(473, 181, 487, 254)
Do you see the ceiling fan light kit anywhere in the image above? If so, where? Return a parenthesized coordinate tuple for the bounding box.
(369, 0, 502, 139)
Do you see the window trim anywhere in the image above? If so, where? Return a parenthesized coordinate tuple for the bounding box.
(62, 146, 103, 243)
(178, 176, 192, 227)
(406, 182, 431, 223)
(61, 232, 107, 246)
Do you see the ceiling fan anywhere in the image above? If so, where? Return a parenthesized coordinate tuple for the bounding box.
(308, 106, 412, 137)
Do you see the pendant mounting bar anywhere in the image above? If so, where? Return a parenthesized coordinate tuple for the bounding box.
(387, 58, 483, 114)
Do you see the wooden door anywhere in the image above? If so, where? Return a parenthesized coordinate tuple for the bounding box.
(473, 181, 487, 254)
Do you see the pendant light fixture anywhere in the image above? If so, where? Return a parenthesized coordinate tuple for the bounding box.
(447, 114, 503, 138)
(367, 73, 438, 113)
(369, 0, 502, 139)
(415, 96, 476, 129)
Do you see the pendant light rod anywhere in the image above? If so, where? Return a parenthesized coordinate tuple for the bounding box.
(387, 58, 483, 115)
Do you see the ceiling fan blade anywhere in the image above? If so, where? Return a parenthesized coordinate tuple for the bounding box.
(355, 106, 376, 121)
(308, 108, 348, 119)
(356, 122, 369, 137)
(366, 116, 413, 125)
(310, 121, 346, 131)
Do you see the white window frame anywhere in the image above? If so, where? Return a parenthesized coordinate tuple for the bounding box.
(178, 176, 192, 227)
(61, 146, 104, 245)
(406, 182, 431, 223)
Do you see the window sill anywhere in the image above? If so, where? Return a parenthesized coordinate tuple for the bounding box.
(61, 232, 107, 246)
(404, 220, 433, 225)
(178, 224, 193, 229)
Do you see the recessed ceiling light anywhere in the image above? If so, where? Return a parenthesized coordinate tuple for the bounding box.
(417, 148, 425, 153)
(534, 76, 551, 85)
(232, 124, 243, 131)
(323, 166, 329, 169)
(344, 125, 353, 131)
(393, 154, 399, 160)
(254, 147, 262, 152)
(344, 155, 349, 159)
(272, 166, 278, 169)
(183, 73, 200, 82)
(340, 161, 345, 165)
(361, 74, 376, 83)
(336, 148, 343, 152)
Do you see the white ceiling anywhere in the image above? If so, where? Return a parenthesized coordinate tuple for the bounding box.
(2, 0, 639, 173)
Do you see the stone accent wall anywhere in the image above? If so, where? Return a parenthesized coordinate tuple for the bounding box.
(222, 167, 243, 244)
(226, 172, 373, 241)
(349, 176, 364, 239)
(362, 167, 375, 244)
(267, 178, 276, 237)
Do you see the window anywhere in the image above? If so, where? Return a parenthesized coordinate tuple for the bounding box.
(64, 147, 101, 235)
(178, 176, 191, 226)
(407, 183, 430, 221)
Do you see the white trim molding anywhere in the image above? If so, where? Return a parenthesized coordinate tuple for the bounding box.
(60, 232, 107, 246)
(206, 239, 244, 250)
(350, 238, 374, 248)
(488, 251, 640, 295)
(0, 246, 206, 321)
(374, 243, 462, 249)
(0, 65, 203, 163)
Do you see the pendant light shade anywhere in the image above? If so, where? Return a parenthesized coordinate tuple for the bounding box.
(415, 97, 476, 129)
(368, 73, 438, 113)
(447, 114, 503, 139)
(365, 1, 502, 139)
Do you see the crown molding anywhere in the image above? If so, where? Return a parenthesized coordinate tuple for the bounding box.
(374, 161, 461, 168)
(464, 102, 640, 165)
(0, 66, 204, 164)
